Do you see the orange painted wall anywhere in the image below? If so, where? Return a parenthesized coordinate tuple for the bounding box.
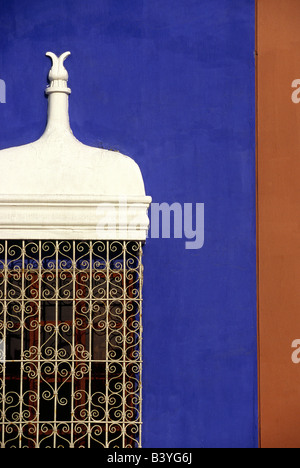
(257, 0, 300, 448)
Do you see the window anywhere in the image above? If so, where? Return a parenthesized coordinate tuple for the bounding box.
(0, 240, 143, 448)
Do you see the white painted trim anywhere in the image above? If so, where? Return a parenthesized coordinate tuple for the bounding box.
(0, 194, 152, 205)
(0, 196, 151, 240)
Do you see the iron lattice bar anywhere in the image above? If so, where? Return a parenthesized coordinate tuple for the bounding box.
(0, 240, 143, 448)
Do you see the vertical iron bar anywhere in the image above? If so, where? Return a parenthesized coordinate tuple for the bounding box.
(105, 241, 109, 448)
(53, 240, 58, 448)
(19, 240, 25, 448)
(138, 242, 143, 448)
(70, 240, 75, 448)
(87, 241, 92, 448)
(1, 241, 7, 448)
(36, 240, 42, 448)
(122, 241, 126, 447)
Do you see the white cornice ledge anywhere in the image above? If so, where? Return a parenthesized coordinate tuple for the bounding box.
(0, 195, 152, 240)
(0, 195, 151, 240)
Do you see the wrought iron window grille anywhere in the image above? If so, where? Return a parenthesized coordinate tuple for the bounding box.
(0, 240, 143, 448)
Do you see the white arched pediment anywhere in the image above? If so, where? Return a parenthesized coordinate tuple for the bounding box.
(0, 52, 151, 240)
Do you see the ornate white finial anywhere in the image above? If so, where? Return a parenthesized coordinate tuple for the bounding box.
(45, 51, 71, 95)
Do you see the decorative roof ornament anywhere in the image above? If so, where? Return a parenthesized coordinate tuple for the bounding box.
(0, 52, 151, 240)
(45, 51, 71, 94)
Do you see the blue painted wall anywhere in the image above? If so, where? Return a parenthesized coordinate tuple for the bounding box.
(0, 0, 257, 448)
